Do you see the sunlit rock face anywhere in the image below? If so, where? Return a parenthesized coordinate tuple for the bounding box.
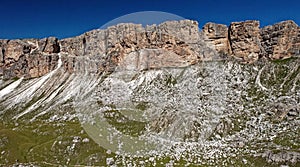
(229, 20, 262, 63)
(203, 22, 231, 54)
(0, 37, 60, 79)
(0, 19, 300, 166)
(1, 19, 299, 79)
(59, 20, 202, 72)
(117, 48, 197, 71)
(260, 20, 300, 59)
(104, 27, 199, 70)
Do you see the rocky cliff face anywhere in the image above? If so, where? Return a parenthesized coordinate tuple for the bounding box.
(260, 20, 300, 59)
(229, 20, 262, 63)
(0, 37, 60, 79)
(203, 20, 300, 62)
(202, 22, 231, 54)
(0, 20, 300, 79)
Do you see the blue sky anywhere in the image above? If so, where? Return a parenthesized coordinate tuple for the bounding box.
(0, 0, 299, 39)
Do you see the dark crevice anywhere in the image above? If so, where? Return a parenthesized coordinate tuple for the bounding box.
(23, 45, 31, 54)
(53, 44, 60, 53)
(53, 38, 60, 53)
(209, 36, 227, 40)
(1, 48, 5, 63)
(48, 56, 52, 68)
(83, 37, 86, 56)
(227, 25, 233, 54)
(41, 38, 48, 52)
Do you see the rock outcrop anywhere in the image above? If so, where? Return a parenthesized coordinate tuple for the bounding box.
(204, 20, 300, 62)
(0, 19, 300, 79)
(260, 20, 300, 59)
(59, 21, 201, 72)
(203, 22, 231, 54)
(229, 20, 262, 63)
(106, 28, 198, 71)
(0, 38, 60, 79)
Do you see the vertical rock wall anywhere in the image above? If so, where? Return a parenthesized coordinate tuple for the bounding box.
(203, 20, 300, 62)
(1, 19, 300, 79)
(0, 38, 60, 79)
(260, 20, 300, 59)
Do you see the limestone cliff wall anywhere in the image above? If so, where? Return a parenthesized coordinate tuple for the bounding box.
(203, 20, 300, 62)
(0, 37, 60, 79)
(0, 19, 299, 79)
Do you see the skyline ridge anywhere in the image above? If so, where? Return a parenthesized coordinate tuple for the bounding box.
(1, 18, 299, 40)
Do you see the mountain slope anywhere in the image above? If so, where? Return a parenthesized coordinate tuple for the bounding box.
(0, 20, 299, 166)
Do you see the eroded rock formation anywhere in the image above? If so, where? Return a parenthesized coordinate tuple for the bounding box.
(260, 20, 300, 59)
(0, 19, 300, 79)
(0, 38, 59, 79)
(59, 21, 202, 73)
(229, 20, 262, 63)
(203, 20, 300, 62)
(203, 22, 231, 54)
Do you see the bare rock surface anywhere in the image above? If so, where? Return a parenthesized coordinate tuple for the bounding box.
(1, 19, 300, 79)
(229, 20, 262, 62)
(106, 27, 199, 71)
(59, 20, 202, 73)
(260, 20, 300, 59)
(0, 38, 60, 79)
(203, 22, 231, 54)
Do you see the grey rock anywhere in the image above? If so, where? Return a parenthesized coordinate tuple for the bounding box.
(60, 35, 85, 56)
(262, 151, 300, 164)
(38, 37, 60, 53)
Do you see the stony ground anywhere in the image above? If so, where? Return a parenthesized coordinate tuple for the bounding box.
(0, 57, 299, 166)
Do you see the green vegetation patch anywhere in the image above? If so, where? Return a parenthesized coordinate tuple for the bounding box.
(0, 119, 112, 166)
(103, 109, 147, 137)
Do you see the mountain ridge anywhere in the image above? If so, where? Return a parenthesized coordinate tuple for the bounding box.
(0, 19, 299, 79)
(0, 20, 299, 166)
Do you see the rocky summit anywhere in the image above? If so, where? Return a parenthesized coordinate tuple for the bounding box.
(0, 20, 299, 79)
(0, 20, 299, 166)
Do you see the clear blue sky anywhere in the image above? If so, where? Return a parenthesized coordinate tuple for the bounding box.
(0, 0, 299, 39)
